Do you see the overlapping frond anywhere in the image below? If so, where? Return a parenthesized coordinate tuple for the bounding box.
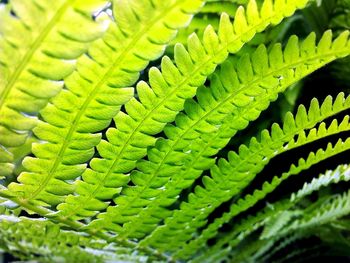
(1, 0, 349, 261)
(55, 0, 311, 222)
(178, 128, 350, 259)
(0, 0, 109, 178)
(193, 200, 292, 263)
(258, 233, 307, 263)
(168, 1, 239, 49)
(0, 215, 146, 263)
(293, 164, 350, 201)
(196, 164, 350, 261)
(136, 31, 350, 250)
(5, 0, 203, 208)
(261, 166, 350, 239)
(281, 190, 350, 235)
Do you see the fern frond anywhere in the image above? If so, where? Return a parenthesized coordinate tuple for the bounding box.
(0, 0, 109, 178)
(168, 1, 238, 48)
(192, 200, 292, 263)
(196, 163, 350, 261)
(5, 0, 203, 208)
(136, 31, 350, 250)
(281, 190, 350, 236)
(230, 238, 273, 263)
(55, 0, 311, 222)
(176, 126, 350, 259)
(257, 232, 307, 262)
(261, 165, 350, 241)
(0, 215, 146, 263)
(292, 164, 350, 201)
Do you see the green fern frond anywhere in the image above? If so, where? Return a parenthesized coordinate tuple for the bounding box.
(51, 0, 207, 219)
(292, 164, 350, 201)
(192, 200, 291, 263)
(175, 117, 350, 259)
(281, 190, 350, 236)
(87, 29, 338, 240)
(230, 238, 273, 263)
(168, 1, 238, 48)
(257, 232, 306, 262)
(137, 31, 350, 251)
(53, 0, 311, 224)
(197, 163, 350, 261)
(261, 165, 350, 240)
(0, 215, 146, 263)
(0, 0, 109, 178)
(5, 0, 203, 208)
(1, 0, 349, 261)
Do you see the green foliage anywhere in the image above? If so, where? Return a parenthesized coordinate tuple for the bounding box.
(1, 0, 350, 262)
(0, 0, 110, 179)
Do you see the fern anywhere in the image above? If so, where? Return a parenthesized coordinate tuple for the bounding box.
(6, 0, 204, 208)
(1, 0, 350, 262)
(197, 164, 350, 262)
(281, 190, 350, 235)
(258, 233, 308, 262)
(189, 140, 350, 259)
(0, 214, 148, 262)
(192, 200, 292, 263)
(0, 0, 109, 178)
(139, 31, 350, 250)
(174, 98, 350, 259)
(292, 164, 350, 201)
(50, 0, 311, 225)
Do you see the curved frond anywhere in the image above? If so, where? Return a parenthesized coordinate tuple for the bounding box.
(258, 233, 307, 263)
(0, 0, 109, 178)
(282, 190, 350, 235)
(55, 0, 310, 222)
(135, 31, 350, 249)
(1, 0, 345, 261)
(261, 166, 350, 240)
(0, 215, 146, 263)
(196, 163, 350, 261)
(260, 211, 298, 240)
(5, 0, 203, 208)
(194, 200, 291, 263)
(181, 138, 350, 259)
(293, 164, 350, 201)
